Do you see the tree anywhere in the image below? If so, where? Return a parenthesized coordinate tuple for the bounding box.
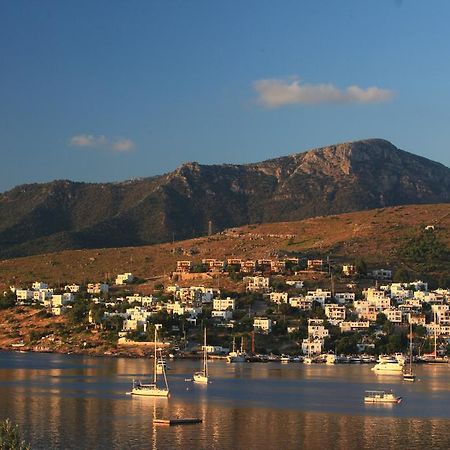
(104, 315, 124, 332)
(393, 268, 410, 283)
(90, 303, 106, 326)
(376, 312, 387, 326)
(335, 334, 358, 354)
(0, 419, 31, 450)
(279, 303, 293, 316)
(67, 299, 89, 324)
(311, 302, 326, 319)
(355, 259, 367, 276)
(0, 291, 16, 310)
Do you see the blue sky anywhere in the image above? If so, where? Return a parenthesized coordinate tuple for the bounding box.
(1, 0, 450, 192)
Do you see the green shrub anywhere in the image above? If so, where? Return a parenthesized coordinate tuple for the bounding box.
(0, 418, 31, 450)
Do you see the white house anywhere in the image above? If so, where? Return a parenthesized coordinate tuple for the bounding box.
(383, 308, 402, 323)
(325, 304, 346, 325)
(213, 297, 235, 311)
(87, 283, 109, 294)
(49, 293, 74, 307)
(334, 292, 355, 304)
(15, 289, 33, 302)
(212, 310, 233, 320)
(269, 292, 289, 304)
(253, 317, 272, 333)
(245, 276, 270, 292)
(301, 339, 323, 355)
(365, 288, 391, 310)
(308, 319, 329, 340)
(339, 321, 370, 333)
(354, 300, 378, 322)
(115, 273, 134, 285)
(289, 296, 312, 310)
(32, 281, 48, 290)
(65, 284, 81, 293)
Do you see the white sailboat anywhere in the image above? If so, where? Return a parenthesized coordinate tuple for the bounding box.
(403, 322, 416, 381)
(193, 327, 209, 384)
(131, 329, 170, 397)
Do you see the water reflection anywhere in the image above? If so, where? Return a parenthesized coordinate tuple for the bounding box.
(1, 352, 450, 449)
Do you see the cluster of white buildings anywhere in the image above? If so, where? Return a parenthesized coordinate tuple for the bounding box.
(11, 272, 138, 316)
(269, 287, 355, 313)
(13, 282, 75, 315)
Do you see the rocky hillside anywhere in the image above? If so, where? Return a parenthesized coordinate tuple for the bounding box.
(0, 203, 448, 291)
(1, 139, 449, 258)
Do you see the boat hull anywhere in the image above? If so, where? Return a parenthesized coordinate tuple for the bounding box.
(372, 362, 403, 373)
(364, 397, 402, 404)
(364, 390, 402, 404)
(131, 386, 170, 397)
(193, 373, 208, 384)
(226, 356, 246, 363)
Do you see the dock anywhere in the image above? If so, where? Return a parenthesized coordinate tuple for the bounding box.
(153, 418, 202, 426)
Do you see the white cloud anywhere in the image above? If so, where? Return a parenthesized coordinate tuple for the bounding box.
(112, 138, 135, 153)
(253, 77, 394, 108)
(69, 134, 107, 147)
(69, 134, 135, 153)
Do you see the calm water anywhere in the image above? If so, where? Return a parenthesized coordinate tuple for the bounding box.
(1, 352, 450, 449)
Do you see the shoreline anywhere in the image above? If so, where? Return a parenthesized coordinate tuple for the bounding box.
(0, 346, 203, 360)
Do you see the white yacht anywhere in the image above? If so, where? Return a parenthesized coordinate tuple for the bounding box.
(371, 360, 403, 373)
(193, 328, 209, 384)
(131, 329, 170, 397)
(364, 390, 402, 404)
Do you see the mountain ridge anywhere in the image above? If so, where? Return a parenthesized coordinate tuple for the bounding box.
(1, 138, 449, 259)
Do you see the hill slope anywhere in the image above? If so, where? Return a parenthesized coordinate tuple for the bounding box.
(1, 139, 450, 258)
(0, 203, 448, 291)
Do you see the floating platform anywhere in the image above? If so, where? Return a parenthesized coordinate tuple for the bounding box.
(154, 418, 202, 426)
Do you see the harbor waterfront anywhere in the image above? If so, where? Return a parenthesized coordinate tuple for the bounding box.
(1, 352, 450, 449)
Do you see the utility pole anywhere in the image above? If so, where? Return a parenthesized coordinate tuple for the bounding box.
(251, 331, 255, 354)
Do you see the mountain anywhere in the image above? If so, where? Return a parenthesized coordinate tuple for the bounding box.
(1, 138, 450, 259)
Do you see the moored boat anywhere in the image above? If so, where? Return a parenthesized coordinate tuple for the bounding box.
(226, 337, 246, 363)
(403, 322, 416, 382)
(364, 390, 402, 404)
(131, 329, 170, 397)
(193, 327, 209, 384)
(371, 360, 403, 373)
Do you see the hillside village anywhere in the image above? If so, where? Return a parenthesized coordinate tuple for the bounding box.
(2, 251, 450, 360)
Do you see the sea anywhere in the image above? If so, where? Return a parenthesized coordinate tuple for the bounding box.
(1, 351, 450, 449)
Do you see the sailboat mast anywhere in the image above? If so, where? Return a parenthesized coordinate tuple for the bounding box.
(203, 327, 208, 376)
(409, 321, 413, 373)
(154, 328, 157, 384)
(434, 311, 437, 358)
